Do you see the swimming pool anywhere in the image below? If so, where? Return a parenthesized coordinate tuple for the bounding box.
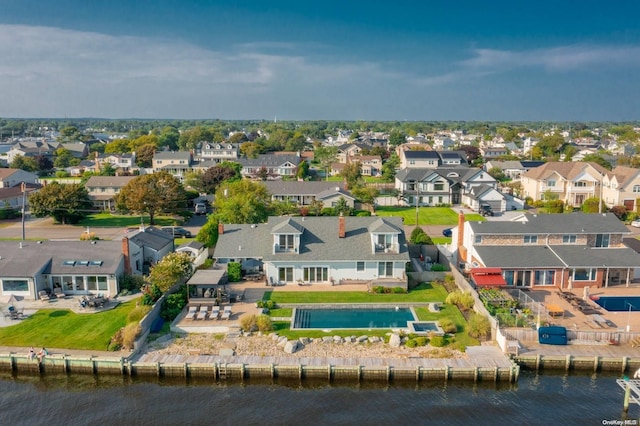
(407, 321, 445, 336)
(593, 296, 640, 312)
(292, 308, 416, 329)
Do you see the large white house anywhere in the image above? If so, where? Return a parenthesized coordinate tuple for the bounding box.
(213, 216, 410, 287)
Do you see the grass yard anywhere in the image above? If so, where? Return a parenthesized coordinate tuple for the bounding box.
(264, 282, 447, 304)
(375, 206, 484, 225)
(268, 308, 293, 318)
(0, 298, 140, 350)
(414, 306, 479, 350)
(78, 213, 182, 228)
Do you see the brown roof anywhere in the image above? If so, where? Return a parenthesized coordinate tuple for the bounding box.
(0, 169, 19, 180)
(85, 176, 136, 188)
(521, 161, 609, 180)
(610, 166, 640, 188)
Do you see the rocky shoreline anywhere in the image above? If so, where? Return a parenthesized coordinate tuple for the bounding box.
(146, 332, 466, 360)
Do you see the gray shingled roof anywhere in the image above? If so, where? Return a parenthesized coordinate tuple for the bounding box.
(475, 245, 566, 268)
(0, 240, 123, 277)
(263, 181, 345, 196)
(469, 213, 629, 235)
(85, 176, 136, 188)
(126, 226, 174, 251)
(214, 216, 410, 262)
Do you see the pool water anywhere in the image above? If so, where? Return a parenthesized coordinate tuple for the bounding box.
(593, 296, 640, 312)
(293, 308, 415, 329)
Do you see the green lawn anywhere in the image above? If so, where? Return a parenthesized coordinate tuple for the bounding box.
(0, 298, 140, 350)
(78, 213, 182, 228)
(375, 206, 484, 225)
(265, 282, 448, 304)
(269, 308, 293, 317)
(414, 306, 479, 350)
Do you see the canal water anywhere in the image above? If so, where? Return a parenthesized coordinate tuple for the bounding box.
(0, 370, 637, 425)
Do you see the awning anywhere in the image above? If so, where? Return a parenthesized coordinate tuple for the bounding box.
(471, 268, 507, 287)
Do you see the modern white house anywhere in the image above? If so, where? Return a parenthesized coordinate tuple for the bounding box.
(213, 216, 410, 287)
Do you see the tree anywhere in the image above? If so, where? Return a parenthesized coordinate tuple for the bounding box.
(199, 162, 242, 194)
(458, 145, 481, 164)
(582, 154, 612, 170)
(488, 167, 506, 181)
(116, 172, 187, 225)
(98, 162, 116, 176)
(229, 132, 248, 144)
(582, 197, 604, 213)
(10, 155, 38, 172)
(352, 185, 379, 212)
(214, 180, 270, 224)
(388, 130, 406, 146)
(240, 141, 263, 158)
(314, 146, 337, 180)
(34, 154, 53, 172)
(53, 148, 78, 169)
(333, 197, 352, 216)
(147, 252, 193, 293)
(158, 126, 180, 150)
(410, 226, 433, 245)
(130, 134, 159, 153)
(196, 215, 219, 247)
(136, 143, 156, 168)
(381, 153, 399, 183)
(340, 161, 362, 189)
(29, 182, 92, 224)
(104, 139, 131, 154)
(296, 160, 309, 179)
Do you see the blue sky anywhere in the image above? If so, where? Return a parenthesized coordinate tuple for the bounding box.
(1, 0, 640, 121)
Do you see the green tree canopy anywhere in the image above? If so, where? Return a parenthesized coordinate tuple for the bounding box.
(214, 180, 270, 224)
(10, 155, 38, 172)
(29, 182, 92, 224)
(147, 252, 193, 293)
(196, 215, 220, 247)
(135, 143, 156, 168)
(116, 172, 187, 225)
(340, 161, 362, 189)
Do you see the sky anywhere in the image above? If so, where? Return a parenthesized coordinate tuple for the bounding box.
(1, 0, 640, 121)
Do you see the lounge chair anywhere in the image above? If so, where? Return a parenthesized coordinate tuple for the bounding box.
(38, 291, 51, 302)
(221, 306, 232, 320)
(196, 306, 209, 320)
(210, 306, 220, 320)
(186, 305, 199, 320)
(53, 287, 67, 299)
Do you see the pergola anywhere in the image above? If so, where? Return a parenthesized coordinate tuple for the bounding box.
(186, 269, 228, 302)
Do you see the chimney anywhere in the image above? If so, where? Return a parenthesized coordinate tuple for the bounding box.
(338, 213, 346, 238)
(218, 222, 224, 235)
(122, 237, 131, 275)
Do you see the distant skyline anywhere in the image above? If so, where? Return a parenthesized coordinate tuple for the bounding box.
(1, 1, 640, 121)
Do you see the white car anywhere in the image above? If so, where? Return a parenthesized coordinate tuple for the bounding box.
(631, 220, 640, 228)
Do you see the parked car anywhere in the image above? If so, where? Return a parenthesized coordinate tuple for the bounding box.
(194, 203, 207, 215)
(631, 220, 640, 228)
(480, 204, 494, 217)
(161, 227, 192, 238)
(442, 228, 452, 237)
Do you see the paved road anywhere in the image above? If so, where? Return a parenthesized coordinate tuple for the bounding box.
(0, 214, 209, 241)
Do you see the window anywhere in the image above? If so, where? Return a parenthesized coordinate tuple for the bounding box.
(475, 235, 482, 244)
(562, 235, 577, 244)
(75, 276, 86, 291)
(574, 181, 586, 187)
(356, 261, 365, 272)
(547, 180, 556, 187)
(377, 234, 393, 251)
(278, 267, 293, 282)
(573, 268, 596, 281)
(438, 196, 443, 203)
(378, 262, 393, 277)
(434, 182, 444, 191)
(303, 267, 328, 282)
(595, 234, 610, 248)
(523, 235, 538, 244)
(279, 235, 294, 250)
(634, 185, 640, 193)
(534, 270, 555, 286)
(409, 160, 415, 165)
(98, 276, 108, 291)
(87, 276, 98, 291)
(2, 279, 28, 292)
(503, 270, 514, 286)
(428, 196, 433, 204)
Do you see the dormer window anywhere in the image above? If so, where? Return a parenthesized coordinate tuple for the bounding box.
(279, 235, 294, 250)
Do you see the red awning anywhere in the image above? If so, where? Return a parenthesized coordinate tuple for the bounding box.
(471, 268, 507, 287)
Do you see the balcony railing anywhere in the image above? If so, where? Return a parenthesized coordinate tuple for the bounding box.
(375, 243, 399, 254)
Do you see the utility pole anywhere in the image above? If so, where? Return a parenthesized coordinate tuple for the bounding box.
(598, 172, 604, 214)
(21, 182, 26, 241)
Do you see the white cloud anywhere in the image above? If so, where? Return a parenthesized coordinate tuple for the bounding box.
(415, 44, 640, 86)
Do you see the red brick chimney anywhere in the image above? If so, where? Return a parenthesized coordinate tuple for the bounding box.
(121, 237, 131, 275)
(338, 213, 346, 238)
(218, 222, 224, 235)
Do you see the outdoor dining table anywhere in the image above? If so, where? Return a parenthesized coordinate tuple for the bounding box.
(87, 297, 106, 308)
